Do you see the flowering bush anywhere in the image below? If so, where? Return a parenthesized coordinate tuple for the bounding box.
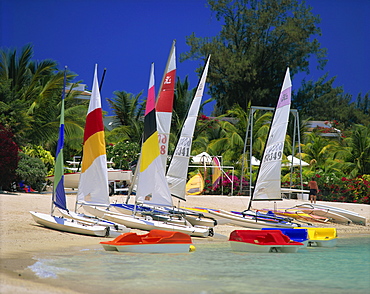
(202, 172, 248, 195)
(313, 173, 370, 204)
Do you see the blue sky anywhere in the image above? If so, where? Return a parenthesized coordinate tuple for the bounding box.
(1, 0, 369, 116)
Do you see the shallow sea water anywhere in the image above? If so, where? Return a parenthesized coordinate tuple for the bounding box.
(29, 236, 370, 294)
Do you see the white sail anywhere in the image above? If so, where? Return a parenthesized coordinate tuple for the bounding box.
(77, 64, 110, 206)
(166, 56, 211, 201)
(252, 68, 292, 201)
(136, 63, 173, 207)
(156, 40, 176, 170)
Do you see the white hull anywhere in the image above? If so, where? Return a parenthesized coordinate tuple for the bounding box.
(112, 205, 193, 226)
(296, 206, 352, 224)
(308, 238, 338, 247)
(47, 170, 132, 189)
(208, 209, 299, 229)
(183, 215, 216, 228)
(29, 211, 108, 237)
(101, 243, 192, 253)
(83, 206, 212, 238)
(183, 207, 231, 225)
(229, 241, 302, 253)
(58, 209, 130, 237)
(297, 203, 366, 225)
(112, 205, 216, 228)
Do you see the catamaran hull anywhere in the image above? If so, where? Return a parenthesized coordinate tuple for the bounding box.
(229, 241, 302, 253)
(83, 206, 211, 238)
(58, 209, 130, 237)
(259, 209, 329, 223)
(208, 209, 299, 229)
(29, 211, 108, 237)
(112, 204, 216, 228)
(183, 207, 231, 225)
(101, 243, 192, 253)
(297, 203, 366, 225)
(297, 207, 352, 224)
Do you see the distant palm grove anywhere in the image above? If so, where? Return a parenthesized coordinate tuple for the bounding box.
(1, 0, 369, 203)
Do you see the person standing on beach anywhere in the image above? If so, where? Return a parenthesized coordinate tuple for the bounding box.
(308, 177, 319, 203)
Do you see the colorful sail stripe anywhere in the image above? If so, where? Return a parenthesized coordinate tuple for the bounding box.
(135, 63, 172, 206)
(81, 130, 106, 172)
(53, 67, 67, 210)
(143, 108, 157, 143)
(141, 63, 159, 172)
(140, 126, 160, 172)
(156, 40, 176, 112)
(83, 108, 104, 143)
(77, 64, 110, 206)
(156, 41, 176, 168)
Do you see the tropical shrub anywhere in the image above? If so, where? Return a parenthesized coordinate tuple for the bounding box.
(15, 152, 47, 192)
(203, 172, 248, 196)
(309, 173, 370, 204)
(106, 141, 140, 170)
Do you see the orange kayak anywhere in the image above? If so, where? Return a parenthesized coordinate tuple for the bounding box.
(100, 229, 195, 253)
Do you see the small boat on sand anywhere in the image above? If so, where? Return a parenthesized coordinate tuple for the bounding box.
(100, 229, 195, 253)
(294, 203, 366, 225)
(258, 208, 329, 223)
(262, 228, 309, 246)
(229, 230, 304, 253)
(296, 227, 338, 247)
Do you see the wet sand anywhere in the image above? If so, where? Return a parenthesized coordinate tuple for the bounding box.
(1, 191, 369, 293)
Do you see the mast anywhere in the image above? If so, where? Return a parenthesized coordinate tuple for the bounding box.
(99, 68, 107, 92)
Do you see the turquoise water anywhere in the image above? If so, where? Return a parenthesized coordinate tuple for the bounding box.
(29, 236, 370, 294)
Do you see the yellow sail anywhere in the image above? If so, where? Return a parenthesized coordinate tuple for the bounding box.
(186, 172, 204, 195)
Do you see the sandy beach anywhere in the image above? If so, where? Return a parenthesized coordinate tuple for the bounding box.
(1, 191, 369, 293)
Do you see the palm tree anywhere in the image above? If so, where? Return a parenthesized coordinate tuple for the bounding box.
(332, 124, 370, 177)
(299, 132, 338, 171)
(0, 44, 86, 154)
(106, 90, 145, 144)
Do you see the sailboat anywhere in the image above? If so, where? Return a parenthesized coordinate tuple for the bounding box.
(162, 55, 217, 227)
(166, 56, 211, 199)
(56, 64, 130, 236)
(207, 68, 301, 228)
(186, 172, 204, 195)
(156, 40, 176, 169)
(85, 63, 212, 237)
(111, 56, 216, 228)
(30, 67, 114, 237)
(122, 40, 176, 204)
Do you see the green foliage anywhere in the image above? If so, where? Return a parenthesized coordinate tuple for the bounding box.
(16, 152, 47, 192)
(182, 0, 326, 114)
(292, 75, 368, 128)
(106, 141, 140, 170)
(106, 90, 145, 144)
(22, 145, 55, 175)
(0, 44, 86, 155)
